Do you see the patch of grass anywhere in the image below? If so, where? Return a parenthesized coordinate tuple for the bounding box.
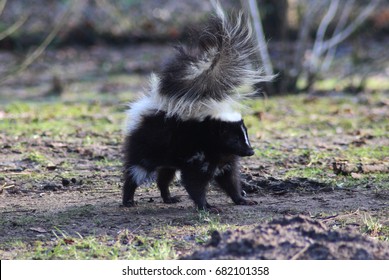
(1, 226, 177, 260)
(361, 214, 389, 242)
(244, 91, 388, 139)
(301, 76, 389, 92)
(284, 167, 325, 179)
(313, 78, 339, 91)
(8, 171, 54, 182)
(366, 77, 389, 91)
(24, 151, 48, 164)
(342, 146, 389, 162)
(0, 101, 124, 138)
(1, 215, 38, 229)
(31, 235, 121, 260)
(4, 102, 32, 114)
(0, 240, 29, 259)
(24, 228, 177, 260)
(95, 158, 122, 167)
(244, 92, 388, 193)
(187, 211, 232, 245)
(254, 145, 285, 160)
(336, 173, 389, 189)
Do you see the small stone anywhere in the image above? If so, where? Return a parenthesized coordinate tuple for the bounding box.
(62, 178, 70, 187)
(208, 230, 222, 247)
(42, 183, 61, 191)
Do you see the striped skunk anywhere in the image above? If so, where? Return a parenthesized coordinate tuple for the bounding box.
(122, 4, 272, 212)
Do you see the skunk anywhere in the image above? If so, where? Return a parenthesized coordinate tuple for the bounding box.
(123, 112, 255, 212)
(122, 5, 272, 212)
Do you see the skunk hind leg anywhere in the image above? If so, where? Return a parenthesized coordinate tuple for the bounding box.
(181, 168, 218, 212)
(122, 173, 138, 207)
(157, 167, 180, 204)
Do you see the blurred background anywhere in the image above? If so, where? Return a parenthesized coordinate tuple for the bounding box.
(0, 0, 388, 101)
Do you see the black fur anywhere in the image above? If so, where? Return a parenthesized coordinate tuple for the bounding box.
(122, 112, 256, 211)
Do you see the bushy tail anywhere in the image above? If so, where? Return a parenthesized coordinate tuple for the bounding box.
(153, 4, 273, 119)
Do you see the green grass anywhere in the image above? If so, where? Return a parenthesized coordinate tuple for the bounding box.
(243, 91, 388, 191)
(298, 76, 389, 92)
(244, 91, 389, 139)
(25, 151, 49, 164)
(344, 146, 389, 162)
(28, 231, 177, 260)
(2, 211, 234, 260)
(254, 145, 285, 160)
(0, 101, 124, 138)
(361, 215, 389, 242)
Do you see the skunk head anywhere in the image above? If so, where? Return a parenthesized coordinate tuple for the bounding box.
(211, 119, 254, 157)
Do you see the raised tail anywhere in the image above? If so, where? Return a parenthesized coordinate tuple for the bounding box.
(152, 4, 273, 120)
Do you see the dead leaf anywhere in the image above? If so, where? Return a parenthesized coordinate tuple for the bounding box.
(351, 138, 367, 147)
(46, 164, 57, 171)
(333, 161, 389, 175)
(343, 107, 353, 114)
(63, 238, 75, 245)
(303, 96, 318, 103)
(30, 227, 47, 233)
(351, 173, 363, 179)
(254, 111, 265, 120)
(362, 164, 389, 173)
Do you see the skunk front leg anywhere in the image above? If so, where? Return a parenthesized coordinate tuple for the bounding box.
(214, 162, 258, 206)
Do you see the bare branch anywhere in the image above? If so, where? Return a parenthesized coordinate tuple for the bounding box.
(292, 0, 325, 78)
(310, 0, 339, 72)
(319, 0, 381, 55)
(321, 0, 355, 71)
(0, 1, 77, 84)
(0, 0, 7, 17)
(0, 14, 28, 41)
(247, 0, 274, 76)
(95, 0, 132, 31)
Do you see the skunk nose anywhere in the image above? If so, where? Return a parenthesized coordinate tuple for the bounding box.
(240, 147, 254, 157)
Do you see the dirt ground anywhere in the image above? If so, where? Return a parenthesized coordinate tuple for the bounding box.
(184, 215, 389, 260)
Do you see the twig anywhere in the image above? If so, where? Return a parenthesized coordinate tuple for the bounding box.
(321, 0, 355, 72)
(0, 0, 6, 17)
(319, 0, 381, 55)
(292, 1, 323, 78)
(95, 0, 132, 31)
(291, 243, 311, 260)
(318, 209, 361, 221)
(0, 0, 77, 84)
(246, 0, 274, 76)
(2, 209, 36, 214)
(310, 0, 339, 72)
(317, 214, 339, 220)
(0, 14, 29, 41)
(3, 172, 32, 175)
